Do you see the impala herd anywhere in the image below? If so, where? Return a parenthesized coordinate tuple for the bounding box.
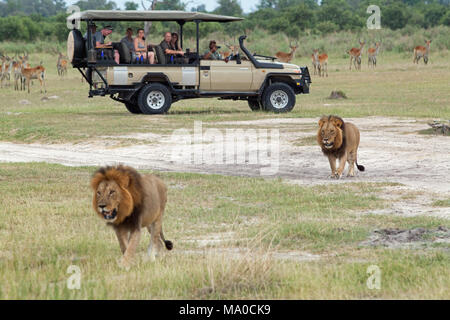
(274, 39, 432, 77)
(0, 51, 69, 94)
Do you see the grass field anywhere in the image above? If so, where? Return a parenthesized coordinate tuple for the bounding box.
(0, 46, 449, 299)
(0, 162, 448, 299)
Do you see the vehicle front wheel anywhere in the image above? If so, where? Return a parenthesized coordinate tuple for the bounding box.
(248, 98, 262, 111)
(262, 83, 296, 113)
(138, 83, 172, 115)
(124, 102, 142, 114)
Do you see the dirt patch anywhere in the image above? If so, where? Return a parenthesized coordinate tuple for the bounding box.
(360, 227, 450, 249)
(0, 116, 449, 218)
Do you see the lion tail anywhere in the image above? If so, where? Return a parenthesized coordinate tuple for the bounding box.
(356, 160, 365, 172)
(160, 230, 173, 251)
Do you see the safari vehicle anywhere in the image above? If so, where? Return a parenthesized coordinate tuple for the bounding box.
(66, 10, 311, 114)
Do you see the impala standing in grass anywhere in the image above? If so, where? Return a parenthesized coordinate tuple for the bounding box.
(313, 49, 328, 77)
(0, 55, 12, 88)
(275, 43, 298, 63)
(57, 52, 68, 77)
(348, 40, 365, 70)
(368, 42, 381, 68)
(21, 61, 46, 94)
(413, 40, 431, 64)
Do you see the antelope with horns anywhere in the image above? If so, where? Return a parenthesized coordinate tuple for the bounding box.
(57, 52, 68, 77)
(275, 42, 298, 63)
(348, 40, 365, 70)
(1, 54, 12, 88)
(313, 49, 328, 77)
(13, 55, 27, 91)
(413, 40, 431, 65)
(368, 42, 381, 68)
(21, 61, 46, 94)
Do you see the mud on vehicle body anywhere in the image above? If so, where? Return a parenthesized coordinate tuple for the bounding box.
(67, 10, 311, 114)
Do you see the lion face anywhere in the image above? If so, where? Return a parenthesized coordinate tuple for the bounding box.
(317, 116, 344, 150)
(91, 165, 141, 225)
(94, 180, 123, 222)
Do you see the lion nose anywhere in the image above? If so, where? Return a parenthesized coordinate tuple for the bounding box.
(98, 204, 106, 210)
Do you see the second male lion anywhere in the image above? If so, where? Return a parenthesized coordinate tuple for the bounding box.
(91, 165, 172, 269)
(317, 115, 365, 178)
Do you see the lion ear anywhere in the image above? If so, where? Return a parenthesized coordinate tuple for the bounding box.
(91, 172, 104, 190)
(332, 117, 343, 128)
(318, 116, 327, 127)
(117, 173, 130, 189)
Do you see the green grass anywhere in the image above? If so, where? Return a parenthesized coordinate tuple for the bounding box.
(0, 49, 449, 143)
(0, 162, 448, 299)
(433, 199, 450, 207)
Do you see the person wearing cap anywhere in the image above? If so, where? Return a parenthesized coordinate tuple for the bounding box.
(95, 26, 120, 64)
(95, 25, 113, 48)
(203, 40, 222, 60)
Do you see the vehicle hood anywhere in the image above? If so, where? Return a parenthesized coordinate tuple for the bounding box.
(256, 60, 300, 70)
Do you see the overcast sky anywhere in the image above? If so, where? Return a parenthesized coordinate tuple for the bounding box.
(66, 0, 260, 13)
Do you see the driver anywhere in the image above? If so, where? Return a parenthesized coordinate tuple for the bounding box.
(203, 40, 222, 60)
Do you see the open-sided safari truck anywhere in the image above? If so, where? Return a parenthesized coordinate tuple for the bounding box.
(66, 10, 311, 114)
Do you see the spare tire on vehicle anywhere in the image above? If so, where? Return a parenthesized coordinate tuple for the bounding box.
(67, 29, 86, 68)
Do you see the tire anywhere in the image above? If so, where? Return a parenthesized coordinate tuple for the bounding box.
(262, 82, 296, 113)
(248, 98, 262, 111)
(124, 102, 142, 114)
(137, 83, 172, 115)
(67, 29, 86, 68)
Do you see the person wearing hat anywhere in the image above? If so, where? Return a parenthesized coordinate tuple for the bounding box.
(203, 40, 222, 60)
(95, 25, 119, 64)
(95, 25, 114, 48)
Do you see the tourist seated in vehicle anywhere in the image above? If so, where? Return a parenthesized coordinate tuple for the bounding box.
(160, 32, 184, 63)
(95, 25, 120, 64)
(121, 27, 135, 56)
(203, 40, 222, 60)
(171, 32, 182, 51)
(134, 28, 155, 64)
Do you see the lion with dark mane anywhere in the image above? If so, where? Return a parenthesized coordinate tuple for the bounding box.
(317, 115, 365, 179)
(91, 165, 172, 268)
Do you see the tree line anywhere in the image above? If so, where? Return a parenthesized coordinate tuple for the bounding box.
(0, 0, 449, 42)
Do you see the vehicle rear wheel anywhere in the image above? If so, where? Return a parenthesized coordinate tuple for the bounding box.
(137, 83, 172, 115)
(248, 98, 262, 111)
(124, 102, 142, 114)
(262, 82, 296, 113)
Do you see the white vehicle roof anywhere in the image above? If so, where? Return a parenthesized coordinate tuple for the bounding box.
(67, 10, 243, 22)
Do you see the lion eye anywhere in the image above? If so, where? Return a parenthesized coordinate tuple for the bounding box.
(96, 191, 100, 196)
(109, 190, 115, 196)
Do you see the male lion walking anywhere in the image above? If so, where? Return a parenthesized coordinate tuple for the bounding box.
(317, 115, 365, 179)
(91, 165, 172, 269)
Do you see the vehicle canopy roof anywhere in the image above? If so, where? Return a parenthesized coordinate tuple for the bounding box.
(67, 10, 243, 23)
